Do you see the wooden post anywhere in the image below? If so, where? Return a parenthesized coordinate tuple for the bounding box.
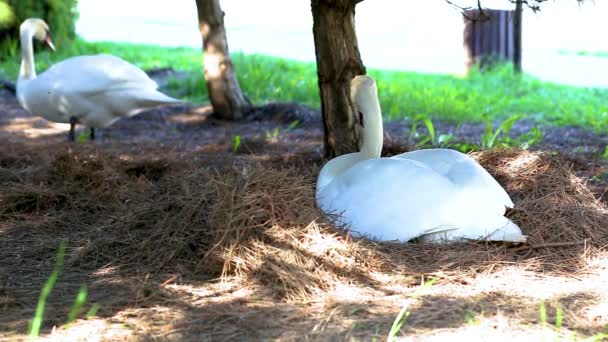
(463, 8, 522, 72)
(513, 0, 523, 73)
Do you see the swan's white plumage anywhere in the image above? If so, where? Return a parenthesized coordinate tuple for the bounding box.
(16, 19, 182, 131)
(316, 75, 526, 243)
(17, 54, 180, 127)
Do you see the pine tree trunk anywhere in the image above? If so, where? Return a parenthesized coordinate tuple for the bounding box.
(195, 0, 248, 120)
(311, 0, 366, 158)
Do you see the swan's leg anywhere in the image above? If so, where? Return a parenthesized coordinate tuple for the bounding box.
(68, 117, 77, 142)
(89, 128, 95, 141)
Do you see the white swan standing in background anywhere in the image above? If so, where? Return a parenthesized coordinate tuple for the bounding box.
(316, 75, 526, 243)
(16, 18, 183, 141)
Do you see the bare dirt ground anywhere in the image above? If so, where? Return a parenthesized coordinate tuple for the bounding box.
(1, 82, 608, 341)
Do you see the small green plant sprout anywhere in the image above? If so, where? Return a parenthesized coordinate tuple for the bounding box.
(387, 277, 438, 341)
(287, 119, 300, 131)
(265, 127, 280, 142)
(387, 304, 410, 341)
(420, 117, 436, 147)
(518, 126, 544, 150)
(65, 288, 100, 327)
(28, 241, 100, 340)
(85, 303, 101, 319)
(539, 301, 564, 329)
(539, 300, 548, 326)
(480, 114, 522, 149)
(232, 134, 241, 153)
(534, 301, 605, 341)
(66, 286, 89, 325)
(28, 241, 66, 339)
(555, 304, 563, 329)
(465, 306, 481, 326)
(407, 114, 453, 148)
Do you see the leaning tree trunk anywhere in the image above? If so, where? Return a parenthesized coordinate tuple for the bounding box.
(195, 0, 248, 120)
(311, 0, 366, 158)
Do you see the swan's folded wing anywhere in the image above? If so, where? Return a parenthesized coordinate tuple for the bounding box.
(421, 226, 460, 235)
(394, 148, 514, 210)
(38, 54, 158, 97)
(319, 158, 460, 242)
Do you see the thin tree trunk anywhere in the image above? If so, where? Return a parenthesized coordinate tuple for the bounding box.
(513, 0, 523, 73)
(195, 0, 248, 120)
(311, 0, 366, 158)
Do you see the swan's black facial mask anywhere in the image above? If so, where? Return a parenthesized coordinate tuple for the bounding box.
(358, 111, 364, 128)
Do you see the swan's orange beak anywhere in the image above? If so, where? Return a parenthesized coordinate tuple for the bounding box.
(44, 32, 55, 52)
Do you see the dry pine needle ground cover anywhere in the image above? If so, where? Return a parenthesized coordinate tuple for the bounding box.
(1, 90, 608, 341)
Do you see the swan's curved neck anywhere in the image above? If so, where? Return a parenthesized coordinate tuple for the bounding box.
(19, 28, 36, 81)
(358, 96, 383, 159)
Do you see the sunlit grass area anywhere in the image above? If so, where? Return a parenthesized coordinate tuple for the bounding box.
(2, 39, 607, 131)
(558, 49, 608, 58)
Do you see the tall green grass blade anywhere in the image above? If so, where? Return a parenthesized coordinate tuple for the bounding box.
(287, 119, 300, 131)
(85, 303, 101, 319)
(387, 277, 438, 341)
(422, 118, 436, 144)
(482, 120, 495, 149)
(539, 301, 547, 325)
(555, 304, 563, 329)
(519, 126, 544, 149)
(28, 241, 66, 339)
(66, 286, 89, 324)
(387, 306, 410, 341)
(232, 135, 241, 153)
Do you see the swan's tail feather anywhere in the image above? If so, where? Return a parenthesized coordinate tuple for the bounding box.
(419, 217, 526, 243)
(417, 226, 460, 243)
(135, 91, 185, 108)
(485, 218, 527, 243)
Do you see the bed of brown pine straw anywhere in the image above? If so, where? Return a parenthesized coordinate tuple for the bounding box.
(1, 112, 608, 340)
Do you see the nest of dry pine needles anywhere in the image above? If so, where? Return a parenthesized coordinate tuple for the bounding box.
(479, 149, 608, 247)
(1, 145, 606, 301)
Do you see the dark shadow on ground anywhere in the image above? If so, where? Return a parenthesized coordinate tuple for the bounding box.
(1, 86, 608, 340)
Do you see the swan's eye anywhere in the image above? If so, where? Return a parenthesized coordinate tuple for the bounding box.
(358, 111, 364, 128)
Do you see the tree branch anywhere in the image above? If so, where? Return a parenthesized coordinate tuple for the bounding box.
(444, 0, 489, 21)
(507, 0, 547, 13)
(446, 0, 587, 16)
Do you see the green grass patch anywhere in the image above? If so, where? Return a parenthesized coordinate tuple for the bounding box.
(2, 39, 608, 131)
(558, 49, 608, 58)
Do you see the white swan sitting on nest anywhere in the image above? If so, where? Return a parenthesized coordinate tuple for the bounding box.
(316, 75, 526, 243)
(16, 18, 183, 141)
